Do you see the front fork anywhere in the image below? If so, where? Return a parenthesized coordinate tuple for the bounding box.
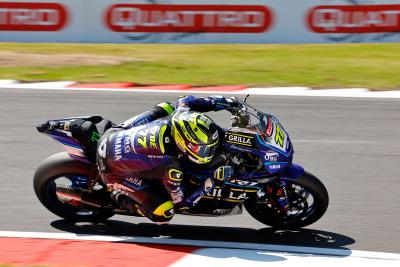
(257, 163, 304, 213)
(259, 179, 290, 214)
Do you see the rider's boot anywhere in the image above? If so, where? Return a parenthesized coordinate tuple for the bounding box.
(111, 191, 145, 216)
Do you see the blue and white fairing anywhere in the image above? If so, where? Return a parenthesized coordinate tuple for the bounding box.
(223, 113, 294, 177)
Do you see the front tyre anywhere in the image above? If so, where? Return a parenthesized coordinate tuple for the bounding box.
(244, 172, 329, 229)
(33, 152, 114, 222)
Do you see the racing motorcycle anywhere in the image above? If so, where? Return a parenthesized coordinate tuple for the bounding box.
(34, 96, 328, 229)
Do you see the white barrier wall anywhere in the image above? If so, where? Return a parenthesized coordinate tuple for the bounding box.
(1, 0, 400, 43)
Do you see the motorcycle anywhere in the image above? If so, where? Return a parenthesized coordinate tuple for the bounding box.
(34, 96, 328, 229)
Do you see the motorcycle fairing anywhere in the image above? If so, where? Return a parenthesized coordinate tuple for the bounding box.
(223, 128, 293, 175)
(182, 163, 304, 217)
(258, 115, 292, 156)
(279, 163, 305, 180)
(257, 116, 293, 156)
(45, 131, 91, 164)
(37, 116, 114, 164)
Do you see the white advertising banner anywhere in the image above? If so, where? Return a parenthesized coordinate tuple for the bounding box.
(1, 0, 400, 43)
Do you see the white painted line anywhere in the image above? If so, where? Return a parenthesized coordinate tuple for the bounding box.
(1, 83, 400, 99)
(5, 81, 76, 89)
(0, 231, 399, 260)
(0, 80, 19, 86)
(171, 248, 400, 267)
(242, 87, 311, 95)
(308, 88, 369, 97)
(245, 87, 400, 98)
(366, 91, 400, 98)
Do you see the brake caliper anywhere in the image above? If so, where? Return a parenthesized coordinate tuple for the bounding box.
(264, 180, 290, 214)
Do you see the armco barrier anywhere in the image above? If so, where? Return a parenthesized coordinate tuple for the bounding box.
(0, 0, 400, 43)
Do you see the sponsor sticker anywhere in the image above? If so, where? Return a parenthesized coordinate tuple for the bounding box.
(265, 151, 279, 162)
(274, 124, 285, 148)
(226, 132, 253, 147)
(124, 135, 131, 153)
(307, 5, 400, 33)
(269, 164, 281, 170)
(105, 4, 272, 33)
(0, 2, 68, 31)
(206, 188, 247, 201)
(114, 131, 124, 161)
(124, 177, 144, 188)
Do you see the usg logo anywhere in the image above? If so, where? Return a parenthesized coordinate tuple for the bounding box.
(0, 2, 68, 31)
(307, 5, 400, 33)
(105, 4, 272, 33)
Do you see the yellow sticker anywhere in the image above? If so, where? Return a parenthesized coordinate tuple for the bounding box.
(275, 124, 285, 148)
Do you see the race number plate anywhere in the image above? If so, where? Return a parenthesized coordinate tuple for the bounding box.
(266, 119, 289, 154)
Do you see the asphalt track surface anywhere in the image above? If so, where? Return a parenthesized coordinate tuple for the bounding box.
(0, 88, 399, 253)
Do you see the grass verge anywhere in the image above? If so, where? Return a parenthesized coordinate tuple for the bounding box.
(0, 43, 399, 90)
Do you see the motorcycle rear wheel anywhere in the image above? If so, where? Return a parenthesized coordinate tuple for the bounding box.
(33, 152, 114, 222)
(244, 171, 329, 229)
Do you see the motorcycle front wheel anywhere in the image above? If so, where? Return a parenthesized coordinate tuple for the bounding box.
(244, 171, 329, 229)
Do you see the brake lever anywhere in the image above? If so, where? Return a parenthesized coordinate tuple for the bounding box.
(243, 94, 250, 103)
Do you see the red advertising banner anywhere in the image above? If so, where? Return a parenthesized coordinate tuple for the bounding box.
(307, 5, 400, 34)
(105, 4, 273, 33)
(0, 2, 68, 31)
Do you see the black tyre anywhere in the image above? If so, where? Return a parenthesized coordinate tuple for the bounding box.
(33, 152, 114, 222)
(244, 171, 329, 229)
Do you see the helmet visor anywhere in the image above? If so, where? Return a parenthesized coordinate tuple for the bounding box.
(186, 141, 218, 162)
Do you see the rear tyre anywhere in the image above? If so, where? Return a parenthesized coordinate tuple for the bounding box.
(244, 172, 329, 229)
(33, 152, 114, 222)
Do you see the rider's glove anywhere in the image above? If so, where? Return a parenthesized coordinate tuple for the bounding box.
(209, 96, 239, 111)
(226, 97, 240, 112)
(214, 166, 234, 183)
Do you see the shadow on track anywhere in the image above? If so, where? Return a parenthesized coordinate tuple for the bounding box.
(51, 219, 355, 252)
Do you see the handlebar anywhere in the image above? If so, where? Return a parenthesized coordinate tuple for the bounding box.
(227, 95, 269, 130)
(228, 96, 252, 128)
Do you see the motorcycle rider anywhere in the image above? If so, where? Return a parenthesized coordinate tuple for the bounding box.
(96, 95, 237, 223)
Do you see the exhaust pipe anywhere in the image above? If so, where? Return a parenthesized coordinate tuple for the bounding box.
(56, 186, 104, 208)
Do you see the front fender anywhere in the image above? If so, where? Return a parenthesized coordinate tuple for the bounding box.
(280, 163, 305, 180)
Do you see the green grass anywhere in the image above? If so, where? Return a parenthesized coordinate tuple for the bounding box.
(1, 43, 400, 89)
